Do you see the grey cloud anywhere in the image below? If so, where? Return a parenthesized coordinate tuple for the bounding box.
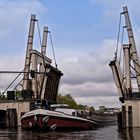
(59, 82, 117, 98)
(59, 39, 116, 86)
(75, 96, 121, 108)
(57, 39, 120, 106)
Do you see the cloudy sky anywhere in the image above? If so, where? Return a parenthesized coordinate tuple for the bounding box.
(0, 0, 140, 108)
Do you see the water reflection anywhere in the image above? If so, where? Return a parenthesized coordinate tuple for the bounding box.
(118, 128, 140, 140)
(0, 125, 140, 140)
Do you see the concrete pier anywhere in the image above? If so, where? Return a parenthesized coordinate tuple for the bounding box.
(0, 100, 34, 127)
(118, 100, 140, 128)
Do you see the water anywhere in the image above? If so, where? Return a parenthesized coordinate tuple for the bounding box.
(0, 125, 139, 140)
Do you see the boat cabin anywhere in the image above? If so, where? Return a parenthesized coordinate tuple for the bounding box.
(50, 104, 86, 117)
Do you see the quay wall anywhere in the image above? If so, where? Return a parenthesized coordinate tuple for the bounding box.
(0, 100, 32, 126)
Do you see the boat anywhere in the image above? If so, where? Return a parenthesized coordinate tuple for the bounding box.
(88, 107, 118, 126)
(89, 112, 117, 126)
(21, 103, 97, 131)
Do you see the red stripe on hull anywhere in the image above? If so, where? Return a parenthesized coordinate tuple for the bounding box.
(21, 115, 95, 130)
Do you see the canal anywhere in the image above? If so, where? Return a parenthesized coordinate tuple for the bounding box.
(0, 125, 139, 140)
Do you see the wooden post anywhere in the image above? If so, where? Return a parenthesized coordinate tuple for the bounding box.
(128, 106, 133, 128)
(117, 112, 122, 129)
(6, 108, 17, 128)
(122, 106, 126, 129)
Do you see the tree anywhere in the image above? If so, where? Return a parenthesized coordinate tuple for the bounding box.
(89, 106, 95, 112)
(15, 90, 22, 100)
(0, 91, 6, 100)
(57, 94, 95, 110)
(57, 94, 78, 109)
(78, 104, 85, 110)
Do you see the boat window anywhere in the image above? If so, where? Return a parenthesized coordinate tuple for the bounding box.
(72, 112, 75, 116)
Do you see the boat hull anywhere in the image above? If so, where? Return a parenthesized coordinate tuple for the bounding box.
(21, 109, 96, 131)
(90, 112, 117, 126)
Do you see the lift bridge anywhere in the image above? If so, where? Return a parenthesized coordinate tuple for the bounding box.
(0, 14, 63, 127)
(110, 6, 140, 128)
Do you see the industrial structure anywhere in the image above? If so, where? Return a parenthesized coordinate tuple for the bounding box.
(0, 14, 63, 127)
(110, 6, 140, 128)
(22, 14, 63, 103)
